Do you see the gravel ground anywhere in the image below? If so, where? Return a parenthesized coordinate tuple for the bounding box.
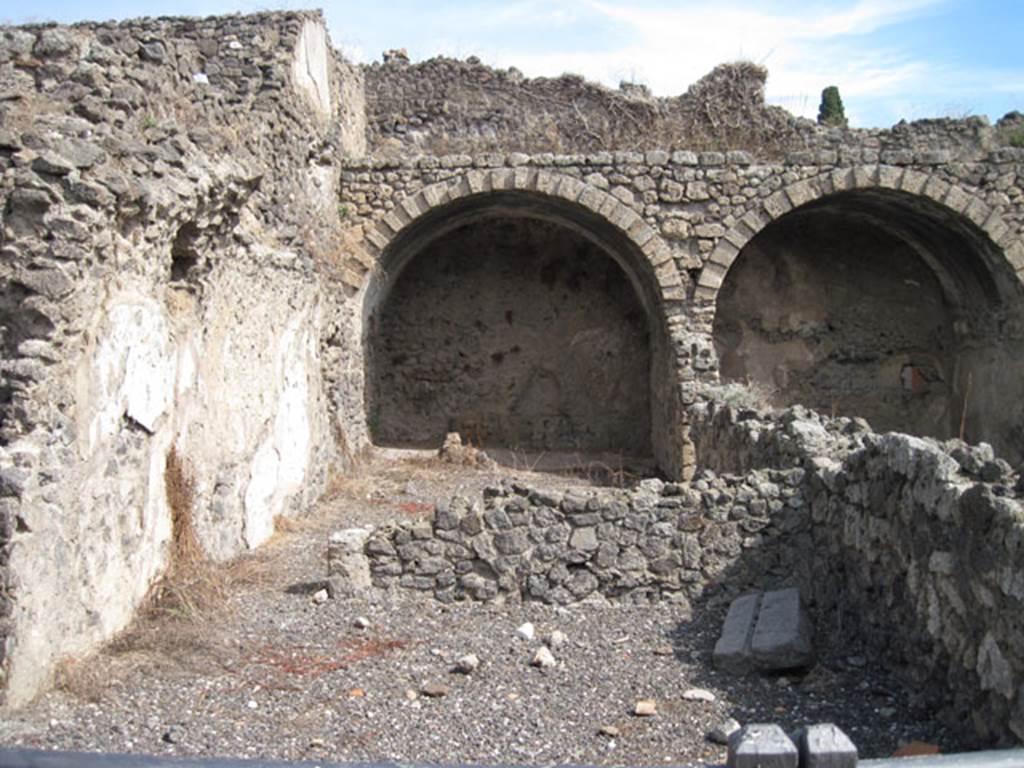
(0, 457, 963, 765)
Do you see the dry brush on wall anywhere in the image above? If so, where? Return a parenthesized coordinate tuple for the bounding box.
(364, 59, 815, 157)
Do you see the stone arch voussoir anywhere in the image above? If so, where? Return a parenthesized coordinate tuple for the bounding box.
(695, 164, 1024, 310)
(342, 169, 682, 304)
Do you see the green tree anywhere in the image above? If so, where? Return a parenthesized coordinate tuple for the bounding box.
(817, 86, 848, 127)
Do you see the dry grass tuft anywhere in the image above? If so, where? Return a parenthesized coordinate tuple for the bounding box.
(143, 447, 274, 626)
(165, 446, 201, 567)
(145, 447, 226, 621)
(54, 656, 109, 703)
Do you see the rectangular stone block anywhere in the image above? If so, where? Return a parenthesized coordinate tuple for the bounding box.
(713, 592, 761, 673)
(751, 587, 814, 670)
(728, 723, 799, 768)
(795, 723, 857, 768)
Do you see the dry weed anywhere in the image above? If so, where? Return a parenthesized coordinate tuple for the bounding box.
(144, 448, 273, 625)
(54, 656, 110, 703)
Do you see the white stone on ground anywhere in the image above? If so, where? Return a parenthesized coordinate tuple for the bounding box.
(683, 687, 716, 702)
(531, 647, 556, 668)
(547, 630, 567, 649)
(453, 654, 480, 674)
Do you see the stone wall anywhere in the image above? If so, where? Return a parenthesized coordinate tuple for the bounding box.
(364, 59, 814, 157)
(368, 216, 652, 455)
(0, 11, 362, 706)
(363, 469, 807, 606)
(691, 398, 1024, 745)
(336, 147, 1024, 473)
(362, 53, 1020, 160)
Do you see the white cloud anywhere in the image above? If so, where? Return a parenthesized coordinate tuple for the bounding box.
(330, 0, 1022, 126)
(475, 0, 952, 124)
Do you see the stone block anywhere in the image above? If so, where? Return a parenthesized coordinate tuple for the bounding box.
(327, 527, 374, 593)
(751, 587, 814, 670)
(793, 723, 857, 768)
(715, 588, 814, 673)
(714, 592, 760, 673)
(728, 723, 798, 768)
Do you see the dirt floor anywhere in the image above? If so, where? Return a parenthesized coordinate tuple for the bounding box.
(0, 454, 961, 765)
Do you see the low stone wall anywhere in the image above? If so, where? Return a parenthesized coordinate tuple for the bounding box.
(364, 469, 809, 607)
(691, 399, 1024, 745)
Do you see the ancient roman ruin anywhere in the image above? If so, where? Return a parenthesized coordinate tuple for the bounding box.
(1, 7, 1023, 752)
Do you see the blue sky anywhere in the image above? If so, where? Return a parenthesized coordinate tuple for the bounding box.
(5, 0, 1022, 128)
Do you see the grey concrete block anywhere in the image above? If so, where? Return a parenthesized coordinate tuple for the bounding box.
(728, 723, 799, 768)
(795, 723, 858, 768)
(751, 587, 814, 670)
(713, 592, 760, 672)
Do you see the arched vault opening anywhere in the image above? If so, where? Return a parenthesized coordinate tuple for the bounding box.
(713, 188, 1024, 460)
(363, 190, 679, 473)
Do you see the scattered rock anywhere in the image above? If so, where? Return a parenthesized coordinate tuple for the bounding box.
(438, 432, 497, 469)
(634, 700, 657, 717)
(531, 647, 556, 668)
(598, 725, 620, 737)
(354, 616, 371, 629)
(161, 725, 184, 744)
(683, 687, 717, 703)
(516, 622, 535, 641)
(453, 653, 480, 674)
(653, 644, 674, 656)
(420, 683, 450, 698)
(708, 718, 741, 745)
(311, 589, 328, 604)
(546, 630, 567, 650)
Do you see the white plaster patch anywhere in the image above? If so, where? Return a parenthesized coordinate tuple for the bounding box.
(243, 438, 281, 548)
(292, 20, 331, 119)
(83, 297, 175, 453)
(242, 315, 314, 548)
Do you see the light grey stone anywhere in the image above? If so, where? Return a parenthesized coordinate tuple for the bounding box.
(751, 588, 814, 671)
(794, 723, 857, 768)
(728, 723, 799, 768)
(709, 718, 742, 745)
(714, 592, 760, 673)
